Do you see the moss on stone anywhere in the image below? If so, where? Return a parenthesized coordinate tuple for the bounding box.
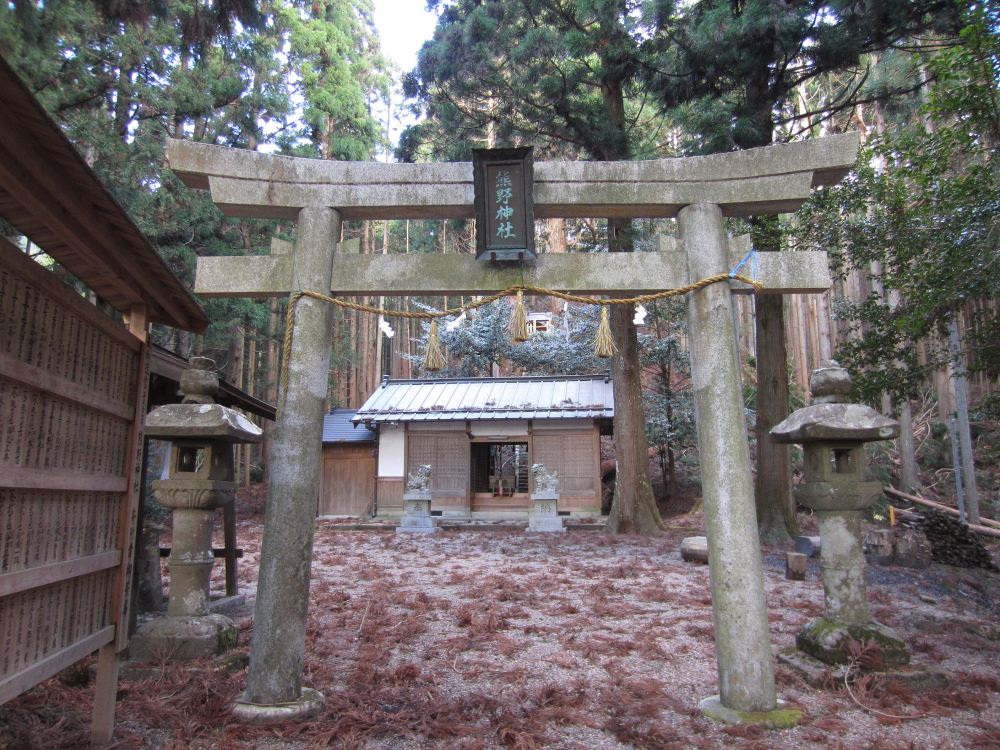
(699, 696, 803, 729)
(797, 617, 909, 667)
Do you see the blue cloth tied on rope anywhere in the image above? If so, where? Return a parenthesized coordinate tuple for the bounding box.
(729, 248, 758, 282)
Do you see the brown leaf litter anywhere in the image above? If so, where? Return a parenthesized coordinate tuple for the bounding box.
(2, 512, 998, 749)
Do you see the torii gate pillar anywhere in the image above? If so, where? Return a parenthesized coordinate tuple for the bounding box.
(233, 206, 341, 720)
(680, 204, 788, 721)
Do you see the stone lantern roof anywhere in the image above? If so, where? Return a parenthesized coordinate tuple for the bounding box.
(146, 403, 262, 443)
(770, 362, 899, 444)
(144, 356, 262, 443)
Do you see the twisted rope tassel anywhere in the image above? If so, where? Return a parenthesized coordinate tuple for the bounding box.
(593, 305, 617, 358)
(423, 319, 445, 371)
(509, 290, 530, 342)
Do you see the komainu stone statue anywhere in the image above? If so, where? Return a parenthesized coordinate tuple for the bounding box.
(406, 464, 432, 493)
(531, 463, 559, 494)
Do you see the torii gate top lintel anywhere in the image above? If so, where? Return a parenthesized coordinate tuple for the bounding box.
(165, 133, 859, 222)
(170, 133, 859, 299)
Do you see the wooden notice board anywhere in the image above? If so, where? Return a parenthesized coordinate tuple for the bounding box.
(0, 240, 147, 738)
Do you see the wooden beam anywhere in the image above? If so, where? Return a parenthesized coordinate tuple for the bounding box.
(0, 626, 114, 705)
(0, 551, 121, 597)
(0, 468, 128, 493)
(0, 132, 193, 330)
(113, 342, 149, 652)
(0, 353, 133, 421)
(126, 304, 149, 343)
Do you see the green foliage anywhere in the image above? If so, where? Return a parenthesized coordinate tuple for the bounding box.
(408, 0, 659, 161)
(792, 6, 1000, 405)
(278, 0, 389, 159)
(0, 0, 389, 375)
(644, 0, 962, 153)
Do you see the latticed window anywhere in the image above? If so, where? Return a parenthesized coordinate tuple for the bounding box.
(531, 432, 594, 495)
(407, 432, 468, 494)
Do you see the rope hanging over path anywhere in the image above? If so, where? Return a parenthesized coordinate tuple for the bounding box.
(279, 273, 763, 394)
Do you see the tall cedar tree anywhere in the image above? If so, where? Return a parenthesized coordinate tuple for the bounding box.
(407, 0, 663, 533)
(643, 0, 961, 541)
(0, 0, 388, 389)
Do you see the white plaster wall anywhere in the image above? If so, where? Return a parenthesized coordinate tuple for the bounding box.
(377, 424, 405, 477)
(469, 420, 529, 437)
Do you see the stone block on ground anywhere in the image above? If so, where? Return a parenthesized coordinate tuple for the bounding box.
(130, 613, 238, 661)
(528, 492, 565, 533)
(777, 650, 950, 693)
(680, 536, 708, 564)
(396, 515, 436, 534)
(796, 617, 909, 668)
(397, 491, 436, 534)
(786, 551, 807, 580)
(865, 529, 895, 563)
(866, 527, 932, 568)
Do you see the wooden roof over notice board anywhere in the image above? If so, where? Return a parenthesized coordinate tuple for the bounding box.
(0, 55, 208, 333)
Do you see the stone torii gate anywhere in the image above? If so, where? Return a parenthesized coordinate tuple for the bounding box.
(166, 133, 859, 724)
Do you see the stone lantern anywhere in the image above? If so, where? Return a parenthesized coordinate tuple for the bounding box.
(771, 362, 908, 667)
(134, 357, 261, 659)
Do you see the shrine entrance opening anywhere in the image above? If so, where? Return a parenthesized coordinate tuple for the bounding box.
(166, 133, 860, 725)
(471, 441, 529, 498)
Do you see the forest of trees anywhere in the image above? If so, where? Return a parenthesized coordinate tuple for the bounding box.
(1, 0, 996, 529)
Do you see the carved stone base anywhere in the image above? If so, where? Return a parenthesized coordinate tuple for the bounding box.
(398, 491, 436, 533)
(130, 614, 237, 661)
(777, 649, 949, 692)
(231, 687, 325, 724)
(699, 696, 802, 729)
(528, 515, 565, 532)
(528, 492, 564, 532)
(396, 515, 437, 533)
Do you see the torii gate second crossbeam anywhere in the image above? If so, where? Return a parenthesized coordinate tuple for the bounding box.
(166, 133, 859, 726)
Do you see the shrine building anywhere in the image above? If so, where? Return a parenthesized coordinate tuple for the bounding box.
(330, 374, 613, 519)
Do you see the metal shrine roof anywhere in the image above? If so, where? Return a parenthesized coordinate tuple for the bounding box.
(352, 374, 614, 425)
(323, 409, 376, 443)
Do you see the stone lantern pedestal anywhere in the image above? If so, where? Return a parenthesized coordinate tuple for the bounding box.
(131, 357, 261, 661)
(771, 363, 907, 667)
(528, 491, 564, 532)
(398, 491, 436, 533)
(528, 492, 564, 532)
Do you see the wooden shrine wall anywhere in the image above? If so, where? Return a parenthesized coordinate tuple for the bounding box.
(0, 241, 147, 705)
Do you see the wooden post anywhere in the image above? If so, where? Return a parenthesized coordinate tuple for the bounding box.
(786, 552, 807, 581)
(93, 303, 149, 744)
(90, 643, 120, 746)
(224, 501, 238, 597)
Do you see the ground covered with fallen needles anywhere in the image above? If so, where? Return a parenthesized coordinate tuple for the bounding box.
(3, 510, 1000, 750)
